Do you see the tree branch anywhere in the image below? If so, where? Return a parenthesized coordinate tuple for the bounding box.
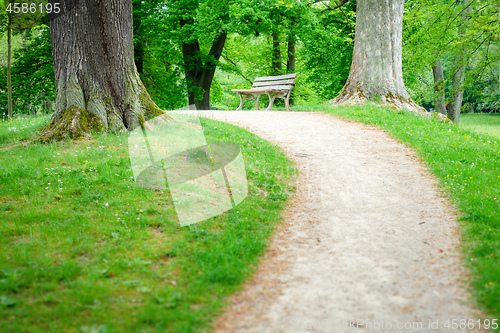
(319, 0, 350, 12)
(333, 0, 355, 30)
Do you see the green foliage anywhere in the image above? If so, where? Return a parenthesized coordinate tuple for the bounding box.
(0, 115, 296, 331)
(132, 0, 186, 110)
(403, 0, 500, 112)
(298, 2, 355, 100)
(140, 55, 187, 110)
(0, 25, 54, 118)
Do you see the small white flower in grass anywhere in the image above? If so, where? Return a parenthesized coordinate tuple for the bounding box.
(45, 187, 49, 190)
(59, 188, 62, 191)
(105, 203, 109, 207)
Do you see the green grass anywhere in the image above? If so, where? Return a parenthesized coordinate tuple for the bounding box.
(0, 115, 297, 332)
(313, 104, 500, 323)
(460, 113, 500, 138)
(0, 115, 51, 147)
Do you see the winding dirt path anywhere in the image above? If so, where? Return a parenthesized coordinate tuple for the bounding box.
(190, 111, 482, 333)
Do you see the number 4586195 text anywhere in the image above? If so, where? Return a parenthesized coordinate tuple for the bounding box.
(5, 3, 60, 14)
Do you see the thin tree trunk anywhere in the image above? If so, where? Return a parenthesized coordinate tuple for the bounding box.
(432, 59, 446, 115)
(333, 0, 424, 112)
(287, 33, 296, 106)
(448, 0, 471, 124)
(38, 0, 164, 143)
(7, 9, 12, 120)
(272, 32, 282, 75)
(448, 63, 466, 123)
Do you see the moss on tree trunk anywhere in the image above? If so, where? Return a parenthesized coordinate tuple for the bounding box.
(37, 106, 105, 143)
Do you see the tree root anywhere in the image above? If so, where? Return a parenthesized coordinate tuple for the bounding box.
(36, 106, 106, 143)
(330, 90, 452, 123)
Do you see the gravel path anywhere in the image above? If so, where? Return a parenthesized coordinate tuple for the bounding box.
(189, 111, 482, 333)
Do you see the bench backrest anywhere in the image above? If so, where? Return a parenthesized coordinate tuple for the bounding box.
(252, 73, 297, 91)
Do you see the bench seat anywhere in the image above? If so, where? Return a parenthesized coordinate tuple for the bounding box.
(231, 74, 297, 111)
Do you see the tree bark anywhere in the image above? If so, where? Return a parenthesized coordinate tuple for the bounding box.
(448, 0, 471, 124)
(272, 32, 282, 75)
(332, 0, 424, 112)
(287, 33, 296, 106)
(180, 19, 226, 110)
(38, 0, 164, 143)
(7, 8, 12, 120)
(432, 59, 446, 115)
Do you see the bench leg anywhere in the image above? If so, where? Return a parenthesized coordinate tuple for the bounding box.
(265, 94, 276, 111)
(285, 94, 291, 112)
(255, 95, 261, 111)
(236, 94, 246, 111)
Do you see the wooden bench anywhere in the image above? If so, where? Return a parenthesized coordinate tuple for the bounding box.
(231, 73, 297, 111)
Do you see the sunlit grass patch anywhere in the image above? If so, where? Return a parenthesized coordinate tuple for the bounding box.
(0, 115, 51, 147)
(460, 113, 500, 138)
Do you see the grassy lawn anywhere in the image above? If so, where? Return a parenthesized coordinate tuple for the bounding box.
(460, 113, 500, 138)
(0, 115, 296, 332)
(0, 115, 51, 148)
(316, 105, 500, 323)
(2, 107, 499, 331)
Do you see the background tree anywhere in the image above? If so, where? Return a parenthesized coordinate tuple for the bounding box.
(333, 0, 424, 112)
(447, 0, 472, 123)
(1, 0, 50, 119)
(403, 0, 500, 120)
(432, 59, 446, 114)
(157, 0, 232, 110)
(0, 25, 54, 117)
(38, 0, 164, 142)
(6, 1, 12, 119)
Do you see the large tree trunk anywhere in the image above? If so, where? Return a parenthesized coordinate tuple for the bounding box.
(7, 9, 12, 120)
(180, 20, 226, 111)
(448, 0, 471, 124)
(333, 0, 424, 112)
(272, 32, 283, 75)
(38, 0, 163, 143)
(432, 59, 446, 115)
